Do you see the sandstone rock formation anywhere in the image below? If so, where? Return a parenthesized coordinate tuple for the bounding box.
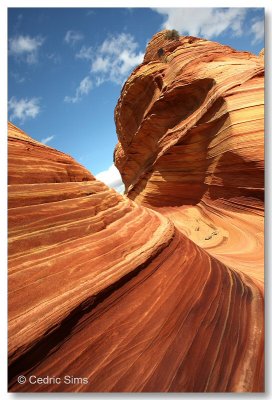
(114, 31, 264, 282)
(8, 31, 264, 393)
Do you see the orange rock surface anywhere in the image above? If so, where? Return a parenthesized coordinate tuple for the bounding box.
(114, 31, 264, 282)
(8, 32, 264, 393)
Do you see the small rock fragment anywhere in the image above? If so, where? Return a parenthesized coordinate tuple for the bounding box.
(205, 235, 212, 240)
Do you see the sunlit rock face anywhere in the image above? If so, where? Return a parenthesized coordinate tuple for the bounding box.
(8, 123, 264, 392)
(8, 32, 264, 393)
(114, 30, 264, 281)
(8, 122, 175, 390)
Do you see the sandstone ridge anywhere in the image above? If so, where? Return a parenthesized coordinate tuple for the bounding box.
(8, 31, 264, 393)
(114, 30, 264, 281)
(8, 119, 263, 392)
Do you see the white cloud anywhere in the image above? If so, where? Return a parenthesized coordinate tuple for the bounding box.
(64, 30, 84, 46)
(47, 53, 61, 64)
(76, 45, 93, 60)
(64, 76, 92, 103)
(96, 164, 124, 193)
(154, 8, 247, 39)
(65, 33, 143, 101)
(9, 35, 44, 64)
(8, 97, 41, 123)
(251, 19, 264, 44)
(78, 76, 92, 95)
(92, 56, 110, 73)
(91, 33, 144, 85)
(95, 76, 106, 87)
(41, 135, 54, 145)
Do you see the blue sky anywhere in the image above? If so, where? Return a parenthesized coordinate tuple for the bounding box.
(8, 7, 264, 190)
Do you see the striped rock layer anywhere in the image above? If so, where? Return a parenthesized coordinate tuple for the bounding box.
(8, 33, 264, 393)
(114, 31, 264, 281)
(8, 125, 263, 392)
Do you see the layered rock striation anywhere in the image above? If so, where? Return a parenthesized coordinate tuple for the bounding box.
(8, 124, 264, 392)
(114, 31, 264, 282)
(8, 31, 264, 393)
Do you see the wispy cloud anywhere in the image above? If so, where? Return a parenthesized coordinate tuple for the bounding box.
(10, 71, 25, 84)
(8, 97, 41, 123)
(90, 33, 144, 85)
(64, 76, 92, 103)
(14, 13, 23, 31)
(64, 30, 84, 46)
(9, 35, 44, 64)
(92, 56, 110, 73)
(96, 164, 124, 193)
(75, 45, 93, 60)
(154, 8, 247, 39)
(251, 19, 264, 44)
(41, 135, 54, 145)
(47, 52, 61, 64)
(65, 32, 143, 103)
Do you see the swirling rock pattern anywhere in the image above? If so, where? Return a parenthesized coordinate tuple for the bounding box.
(115, 31, 264, 280)
(8, 32, 264, 393)
(114, 31, 264, 389)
